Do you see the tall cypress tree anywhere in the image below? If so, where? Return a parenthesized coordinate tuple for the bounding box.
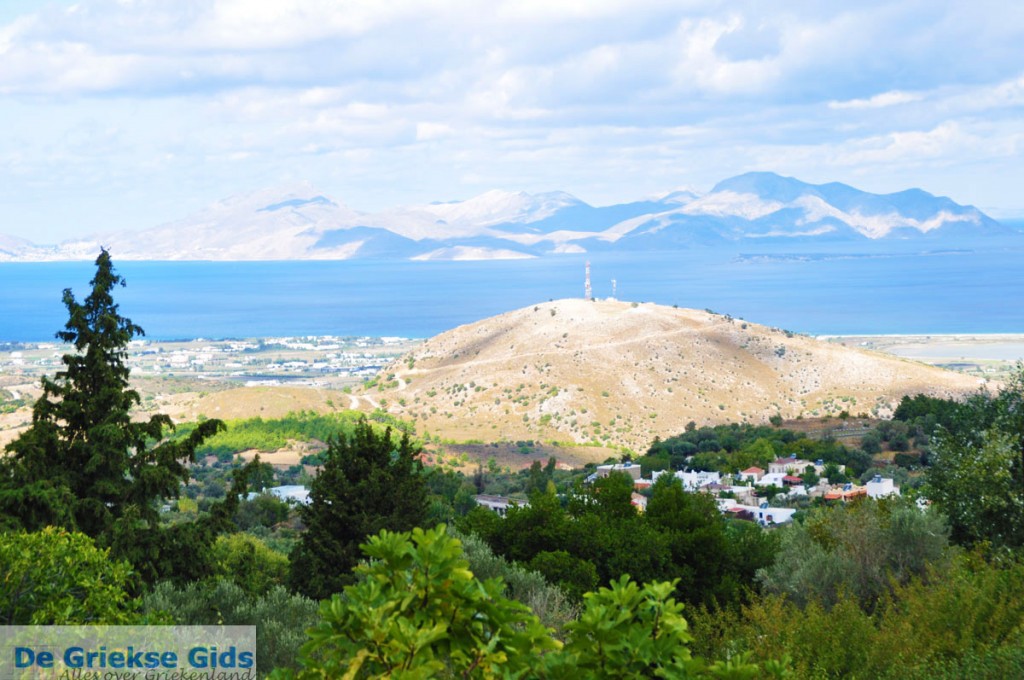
(289, 419, 428, 599)
(0, 249, 244, 582)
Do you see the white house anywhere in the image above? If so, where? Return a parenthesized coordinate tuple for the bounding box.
(755, 472, 789, 488)
(722, 484, 758, 505)
(768, 455, 813, 475)
(474, 494, 528, 517)
(866, 475, 901, 499)
(247, 485, 311, 505)
(769, 455, 845, 477)
(652, 469, 721, 491)
(737, 466, 765, 483)
(596, 462, 643, 480)
(722, 503, 797, 526)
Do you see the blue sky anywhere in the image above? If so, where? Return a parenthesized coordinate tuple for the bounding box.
(2, 0, 1024, 242)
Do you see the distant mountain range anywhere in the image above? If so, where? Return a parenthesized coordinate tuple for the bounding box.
(1, 172, 1016, 261)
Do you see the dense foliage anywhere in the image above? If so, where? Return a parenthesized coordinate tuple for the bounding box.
(925, 368, 1024, 548)
(173, 410, 404, 461)
(453, 528, 578, 634)
(0, 527, 140, 624)
(757, 499, 951, 611)
(462, 472, 779, 608)
(288, 418, 429, 599)
(691, 552, 1024, 678)
(0, 250, 249, 583)
(644, 422, 872, 478)
(274, 525, 778, 679)
(142, 577, 319, 676)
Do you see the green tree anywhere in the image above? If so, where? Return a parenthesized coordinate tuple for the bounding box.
(0, 250, 245, 582)
(234, 492, 292, 531)
(288, 418, 427, 599)
(528, 550, 599, 602)
(860, 431, 883, 455)
(551, 576, 705, 678)
(927, 428, 1024, 547)
(821, 462, 848, 484)
(757, 499, 950, 611)
(279, 525, 559, 678)
(142, 578, 319, 676)
(526, 459, 549, 496)
(924, 365, 1024, 548)
(646, 473, 742, 607)
(212, 533, 290, 596)
(453, 528, 578, 634)
(570, 472, 636, 521)
(0, 527, 140, 624)
(801, 465, 820, 488)
(275, 526, 773, 679)
(248, 457, 276, 492)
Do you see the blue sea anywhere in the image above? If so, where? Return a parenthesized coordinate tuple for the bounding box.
(2, 244, 1023, 342)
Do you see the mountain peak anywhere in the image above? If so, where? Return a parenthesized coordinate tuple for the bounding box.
(418, 189, 585, 226)
(710, 172, 814, 202)
(259, 195, 337, 212)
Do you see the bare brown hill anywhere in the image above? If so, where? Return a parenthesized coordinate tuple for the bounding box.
(360, 299, 986, 452)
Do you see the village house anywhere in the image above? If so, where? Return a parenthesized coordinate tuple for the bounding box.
(716, 484, 758, 505)
(718, 500, 797, 526)
(737, 466, 765, 483)
(866, 475, 901, 498)
(768, 454, 845, 478)
(651, 468, 722, 491)
(246, 485, 311, 505)
(755, 472, 789, 488)
(596, 461, 643, 481)
(474, 494, 528, 517)
(768, 454, 812, 475)
(824, 484, 868, 502)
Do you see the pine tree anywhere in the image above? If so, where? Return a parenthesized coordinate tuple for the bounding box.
(0, 249, 245, 582)
(289, 419, 427, 599)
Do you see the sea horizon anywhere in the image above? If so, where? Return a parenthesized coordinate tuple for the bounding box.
(4, 245, 1024, 343)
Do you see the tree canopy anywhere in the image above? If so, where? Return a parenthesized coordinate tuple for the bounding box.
(275, 525, 776, 679)
(288, 418, 428, 599)
(0, 249, 246, 582)
(926, 366, 1024, 548)
(0, 527, 140, 625)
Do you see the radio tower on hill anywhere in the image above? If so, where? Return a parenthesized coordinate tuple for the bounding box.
(584, 261, 592, 301)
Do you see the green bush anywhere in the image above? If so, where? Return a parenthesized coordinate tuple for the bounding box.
(0, 527, 141, 624)
(274, 525, 778, 678)
(141, 578, 318, 676)
(211, 533, 289, 595)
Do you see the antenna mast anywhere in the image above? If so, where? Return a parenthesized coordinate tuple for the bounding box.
(584, 261, 592, 301)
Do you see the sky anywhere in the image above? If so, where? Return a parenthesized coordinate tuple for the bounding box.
(2, 0, 1024, 243)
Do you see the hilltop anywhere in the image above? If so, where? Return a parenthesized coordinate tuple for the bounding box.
(361, 299, 985, 451)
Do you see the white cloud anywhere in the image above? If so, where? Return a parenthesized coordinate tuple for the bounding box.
(828, 91, 923, 110)
(1, 0, 1024, 241)
(416, 122, 455, 141)
(834, 123, 974, 165)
